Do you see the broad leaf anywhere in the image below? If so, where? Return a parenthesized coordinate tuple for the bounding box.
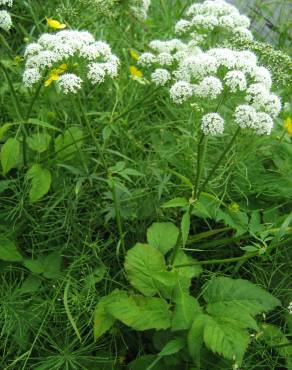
(1, 137, 20, 175)
(94, 290, 127, 340)
(23, 259, 45, 274)
(147, 222, 179, 254)
(107, 294, 171, 331)
(27, 133, 51, 153)
(203, 277, 280, 316)
(42, 251, 62, 279)
(181, 211, 190, 247)
(159, 337, 185, 356)
(172, 290, 201, 331)
(188, 314, 210, 364)
(203, 317, 250, 363)
(173, 250, 202, 292)
(161, 197, 189, 208)
(0, 123, 13, 140)
(0, 236, 23, 262)
(27, 164, 51, 202)
(125, 243, 175, 297)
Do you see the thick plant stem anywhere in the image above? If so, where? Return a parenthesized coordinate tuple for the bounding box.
(197, 127, 241, 198)
(111, 180, 126, 255)
(194, 134, 208, 198)
(173, 251, 259, 268)
(77, 95, 106, 167)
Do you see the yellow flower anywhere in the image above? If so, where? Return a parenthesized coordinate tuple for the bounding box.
(228, 202, 240, 213)
(44, 63, 68, 86)
(46, 17, 66, 30)
(129, 65, 143, 78)
(284, 117, 292, 135)
(129, 49, 140, 61)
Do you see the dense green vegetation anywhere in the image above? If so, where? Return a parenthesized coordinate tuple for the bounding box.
(0, 0, 291, 369)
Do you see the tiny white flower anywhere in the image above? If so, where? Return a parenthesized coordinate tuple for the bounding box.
(170, 81, 194, 104)
(138, 52, 156, 67)
(254, 112, 273, 135)
(87, 63, 106, 84)
(201, 113, 224, 135)
(196, 76, 223, 99)
(0, 10, 12, 31)
(151, 68, 171, 86)
(0, 0, 13, 6)
(191, 14, 219, 30)
(234, 27, 253, 41)
(175, 19, 191, 34)
(234, 104, 257, 129)
(57, 73, 83, 94)
(251, 66, 272, 89)
(23, 68, 42, 88)
(224, 70, 247, 92)
(156, 52, 173, 66)
(288, 301, 292, 314)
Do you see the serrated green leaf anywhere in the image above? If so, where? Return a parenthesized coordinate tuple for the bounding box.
(181, 211, 190, 247)
(1, 137, 20, 175)
(147, 222, 179, 254)
(203, 317, 250, 363)
(27, 164, 51, 202)
(94, 289, 127, 340)
(0, 236, 23, 262)
(261, 323, 292, 359)
(161, 197, 189, 208)
(159, 337, 185, 356)
(42, 251, 62, 279)
(206, 304, 259, 331)
(0, 123, 14, 140)
(23, 259, 45, 274)
(172, 290, 201, 331)
(188, 314, 210, 364)
(107, 294, 171, 331)
(173, 250, 202, 292)
(125, 243, 176, 297)
(204, 277, 281, 316)
(27, 133, 51, 153)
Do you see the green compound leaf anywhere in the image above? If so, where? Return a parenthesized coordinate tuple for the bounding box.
(27, 164, 51, 202)
(94, 289, 127, 340)
(1, 137, 20, 175)
(27, 132, 51, 153)
(172, 290, 201, 331)
(188, 313, 210, 365)
(203, 316, 250, 364)
(0, 236, 23, 262)
(125, 243, 176, 297)
(147, 222, 179, 254)
(107, 294, 171, 331)
(181, 211, 190, 247)
(203, 277, 281, 316)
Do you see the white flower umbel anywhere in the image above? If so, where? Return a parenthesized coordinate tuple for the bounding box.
(0, 0, 13, 6)
(201, 113, 224, 135)
(224, 70, 247, 92)
(0, 10, 12, 31)
(263, 94, 281, 118)
(87, 62, 106, 84)
(156, 52, 173, 66)
(288, 301, 292, 314)
(131, 0, 151, 20)
(234, 105, 257, 130)
(175, 0, 253, 46)
(151, 68, 171, 86)
(138, 52, 156, 67)
(57, 73, 83, 94)
(170, 81, 194, 104)
(22, 68, 42, 88)
(23, 30, 119, 91)
(254, 112, 273, 135)
(196, 76, 223, 99)
(251, 66, 272, 89)
(245, 83, 269, 110)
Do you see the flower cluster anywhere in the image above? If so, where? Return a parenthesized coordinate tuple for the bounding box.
(138, 40, 281, 136)
(23, 30, 119, 94)
(0, 0, 13, 32)
(175, 0, 253, 44)
(131, 0, 151, 20)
